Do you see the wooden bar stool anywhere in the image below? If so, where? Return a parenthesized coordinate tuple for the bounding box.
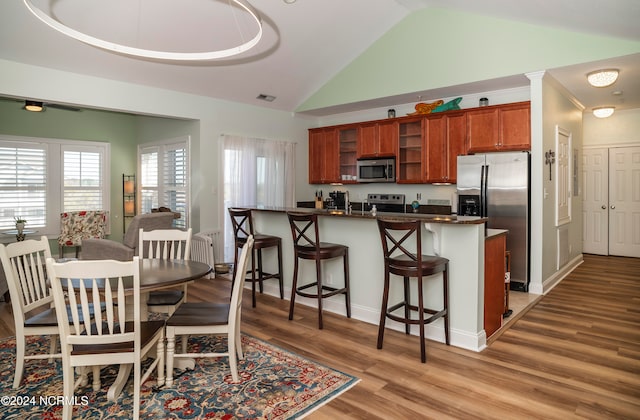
(229, 208, 284, 307)
(377, 218, 449, 363)
(287, 212, 351, 329)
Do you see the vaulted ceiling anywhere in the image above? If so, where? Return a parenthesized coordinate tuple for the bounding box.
(1, 0, 639, 116)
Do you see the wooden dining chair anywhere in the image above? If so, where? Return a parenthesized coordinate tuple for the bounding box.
(165, 235, 254, 385)
(46, 256, 165, 420)
(0, 236, 106, 390)
(0, 236, 60, 388)
(139, 228, 193, 316)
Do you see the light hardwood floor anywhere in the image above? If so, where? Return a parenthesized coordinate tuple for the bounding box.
(1, 254, 638, 419)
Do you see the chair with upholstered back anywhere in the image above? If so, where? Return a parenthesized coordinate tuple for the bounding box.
(46, 256, 165, 420)
(80, 212, 175, 261)
(58, 210, 107, 258)
(165, 236, 254, 386)
(139, 228, 193, 316)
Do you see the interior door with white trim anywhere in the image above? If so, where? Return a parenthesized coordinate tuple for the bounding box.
(582, 148, 608, 255)
(608, 146, 640, 257)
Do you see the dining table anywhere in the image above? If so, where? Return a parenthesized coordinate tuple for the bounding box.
(106, 258, 213, 401)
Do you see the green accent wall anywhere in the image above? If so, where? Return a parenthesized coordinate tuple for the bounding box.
(298, 7, 640, 112)
(0, 100, 137, 242)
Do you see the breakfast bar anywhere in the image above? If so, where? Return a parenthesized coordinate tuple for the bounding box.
(246, 207, 493, 352)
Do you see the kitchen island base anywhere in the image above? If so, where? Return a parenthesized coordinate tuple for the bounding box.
(248, 208, 489, 352)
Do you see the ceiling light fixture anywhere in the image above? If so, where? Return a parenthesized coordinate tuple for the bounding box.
(257, 94, 276, 102)
(24, 100, 44, 112)
(592, 106, 615, 118)
(22, 0, 263, 61)
(586, 69, 619, 87)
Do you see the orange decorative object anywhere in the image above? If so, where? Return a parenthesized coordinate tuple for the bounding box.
(407, 100, 444, 116)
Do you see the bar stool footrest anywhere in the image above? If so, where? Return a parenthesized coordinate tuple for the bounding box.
(296, 283, 348, 299)
(386, 302, 447, 325)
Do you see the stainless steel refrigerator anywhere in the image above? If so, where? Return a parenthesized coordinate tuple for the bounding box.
(457, 151, 530, 291)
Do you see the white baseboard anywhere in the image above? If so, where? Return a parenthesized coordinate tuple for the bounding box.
(529, 254, 583, 295)
(255, 283, 487, 352)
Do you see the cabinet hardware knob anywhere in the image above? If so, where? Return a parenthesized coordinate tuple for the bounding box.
(601, 205, 606, 209)
(610, 205, 616, 209)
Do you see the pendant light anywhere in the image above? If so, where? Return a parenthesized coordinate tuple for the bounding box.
(23, 0, 263, 61)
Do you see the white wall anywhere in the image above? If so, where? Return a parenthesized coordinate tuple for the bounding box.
(583, 108, 640, 147)
(0, 59, 317, 233)
(533, 74, 584, 294)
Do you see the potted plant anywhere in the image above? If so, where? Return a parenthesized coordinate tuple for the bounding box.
(14, 217, 27, 234)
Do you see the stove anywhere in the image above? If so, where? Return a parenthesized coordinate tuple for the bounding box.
(367, 193, 406, 213)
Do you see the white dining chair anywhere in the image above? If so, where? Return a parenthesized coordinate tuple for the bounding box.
(0, 236, 60, 388)
(0, 237, 106, 390)
(46, 256, 165, 420)
(165, 235, 254, 385)
(139, 228, 193, 316)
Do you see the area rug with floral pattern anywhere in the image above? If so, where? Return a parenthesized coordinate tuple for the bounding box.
(0, 334, 359, 419)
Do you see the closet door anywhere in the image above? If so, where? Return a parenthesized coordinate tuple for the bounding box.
(582, 148, 608, 255)
(608, 146, 640, 257)
(583, 146, 640, 257)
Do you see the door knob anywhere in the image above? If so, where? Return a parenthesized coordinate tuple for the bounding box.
(601, 205, 606, 209)
(610, 205, 616, 209)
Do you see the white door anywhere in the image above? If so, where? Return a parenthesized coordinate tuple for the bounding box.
(608, 146, 640, 257)
(582, 148, 608, 255)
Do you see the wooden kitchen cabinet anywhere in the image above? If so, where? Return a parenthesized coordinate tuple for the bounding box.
(499, 102, 531, 150)
(308, 128, 339, 184)
(357, 120, 398, 158)
(425, 111, 466, 184)
(484, 232, 507, 338)
(467, 102, 530, 153)
(397, 117, 425, 183)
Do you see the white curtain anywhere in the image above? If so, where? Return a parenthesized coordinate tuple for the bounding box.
(222, 134, 296, 261)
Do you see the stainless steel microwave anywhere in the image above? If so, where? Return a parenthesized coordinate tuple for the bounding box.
(356, 157, 395, 183)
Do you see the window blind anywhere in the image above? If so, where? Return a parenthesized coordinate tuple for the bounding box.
(0, 145, 47, 229)
(139, 137, 188, 228)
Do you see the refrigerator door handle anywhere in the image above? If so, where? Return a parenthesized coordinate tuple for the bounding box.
(482, 164, 489, 217)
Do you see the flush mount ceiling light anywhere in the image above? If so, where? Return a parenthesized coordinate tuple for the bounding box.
(24, 100, 44, 112)
(592, 106, 615, 118)
(22, 0, 263, 61)
(586, 69, 619, 87)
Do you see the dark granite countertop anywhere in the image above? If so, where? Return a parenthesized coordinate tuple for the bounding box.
(246, 206, 487, 225)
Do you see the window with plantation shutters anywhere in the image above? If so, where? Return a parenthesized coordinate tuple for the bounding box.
(139, 137, 189, 229)
(0, 143, 47, 230)
(0, 135, 110, 235)
(63, 146, 104, 212)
